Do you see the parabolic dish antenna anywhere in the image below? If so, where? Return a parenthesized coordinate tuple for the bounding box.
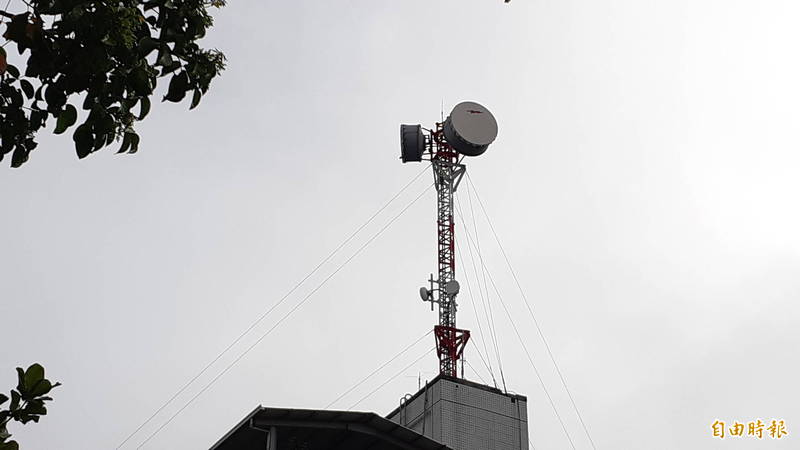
(443, 101, 498, 157)
(444, 280, 460, 296)
(419, 287, 430, 302)
(400, 124, 425, 162)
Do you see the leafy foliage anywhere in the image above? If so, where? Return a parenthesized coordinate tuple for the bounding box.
(0, 364, 60, 449)
(0, 0, 226, 167)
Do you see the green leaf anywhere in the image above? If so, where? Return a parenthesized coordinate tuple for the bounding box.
(118, 132, 133, 153)
(157, 50, 174, 67)
(0, 439, 19, 450)
(163, 71, 189, 103)
(44, 85, 67, 112)
(23, 399, 46, 415)
(138, 97, 151, 120)
(73, 123, 94, 159)
(82, 94, 94, 110)
(92, 128, 106, 151)
(54, 105, 78, 134)
(159, 60, 181, 76)
(17, 413, 38, 424)
(30, 379, 52, 397)
(19, 79, 34, 99)
(3, 13, 29, 46)
(10, 146, 29, 168)
(128, 132, 141, 154)
(129, 67, 152, 97)
(5, 65, 19, 79)
(15, 369, 24, 394)
(0, 394, 7, 406)
(24, 364, 45, 392)
(23, 138, 37, 152)
(9, 391, 20, 411)
(137, 37, 159, 57)
(36, 1, 68, 14)
(190, 89, 201, 110)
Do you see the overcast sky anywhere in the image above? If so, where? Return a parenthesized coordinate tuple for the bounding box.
(2, 1, 800, 449)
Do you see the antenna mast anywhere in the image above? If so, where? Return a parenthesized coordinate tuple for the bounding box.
(429, 122, 468, 378)
(400, 102, 498, 379)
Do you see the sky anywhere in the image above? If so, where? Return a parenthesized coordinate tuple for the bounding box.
(2, 1, 800, 449)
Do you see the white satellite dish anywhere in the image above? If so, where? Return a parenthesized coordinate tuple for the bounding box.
(444, 280, 460, 296)
(443, 101, 498, 157)
(419, 287, 430, 302)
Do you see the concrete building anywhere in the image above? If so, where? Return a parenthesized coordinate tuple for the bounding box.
(387, 375, 528, 450)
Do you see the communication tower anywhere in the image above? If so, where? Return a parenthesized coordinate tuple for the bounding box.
(399, 101, 498, 378)
(391, 102, 528, 450)
(211, 101, 528, 450)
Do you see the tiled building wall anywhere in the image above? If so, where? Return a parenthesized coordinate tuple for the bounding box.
(391, 381, 443, 443)
(387, 378, 528, 450)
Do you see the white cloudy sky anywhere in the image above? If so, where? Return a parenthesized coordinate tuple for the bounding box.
(2, 1, 800, 449)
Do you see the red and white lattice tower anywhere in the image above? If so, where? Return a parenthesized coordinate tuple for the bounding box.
(399, 101, 498, 378)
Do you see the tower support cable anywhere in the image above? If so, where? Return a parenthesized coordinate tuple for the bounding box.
(324, 329, 432, 410)
(116, 166, 430, 450)
(133, 183, 434, 449)
(347, 348, 435, 411)
(464, 360, 489, 386)
(457, 205, 577, 450)
(466, 174, 597, 450)
(454, 237, 496, 385)
(454, 197, 506, 392)
(454, 193, 500, 371)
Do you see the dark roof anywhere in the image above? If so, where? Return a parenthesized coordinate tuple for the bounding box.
(385, 374, 527, 419)
(210, 406, 453, 450)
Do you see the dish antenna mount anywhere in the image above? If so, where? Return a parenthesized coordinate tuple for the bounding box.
(399, 101, 498, 378)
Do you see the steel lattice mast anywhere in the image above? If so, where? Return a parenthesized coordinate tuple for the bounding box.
(429, 123, 469, 378)
(400, 101, 497, 379)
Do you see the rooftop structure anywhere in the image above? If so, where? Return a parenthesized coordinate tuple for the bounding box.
(387, 375, 528, 450)
(210, 407, 453, 450)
